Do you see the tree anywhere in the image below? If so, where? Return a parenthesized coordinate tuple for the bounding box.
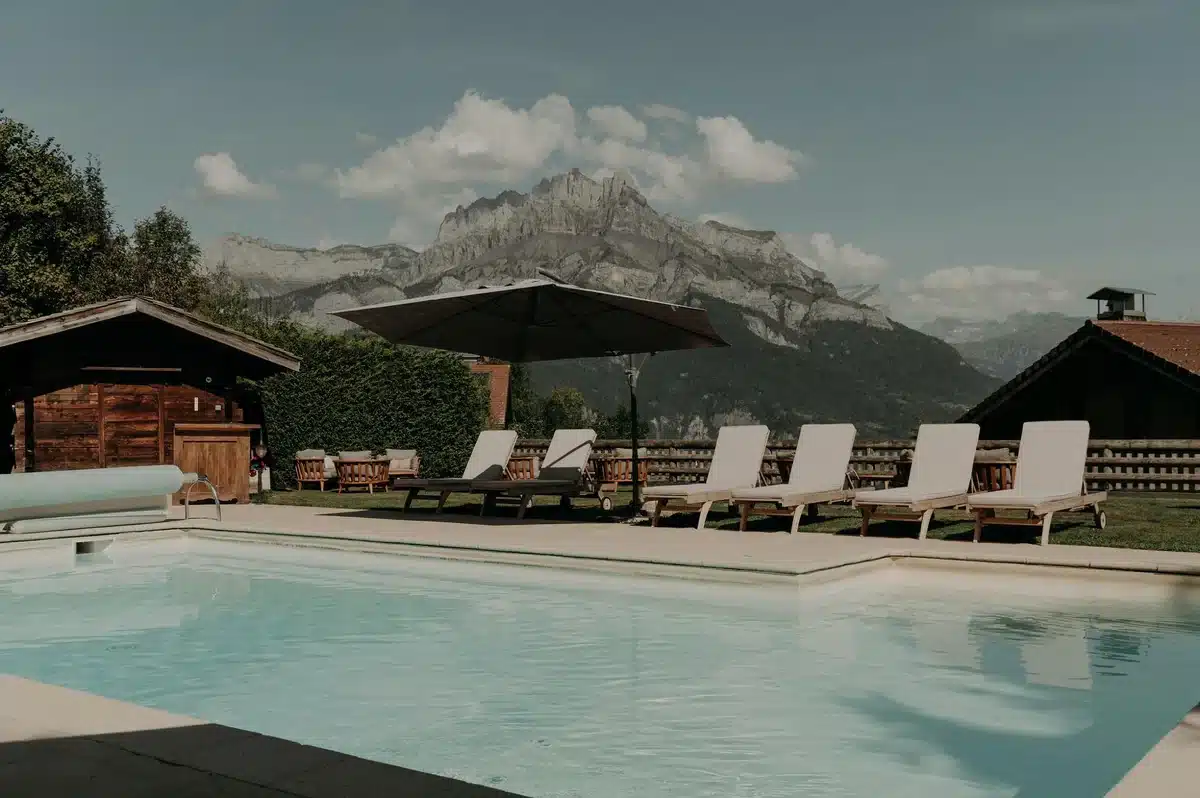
(1, 112, 221, 325)
(541, 386, 594, 433)
(595, 404, 651, 441)
(506, 363, 547, 437)
(97, 207, 210, 309)
(0, 112, 119, 324)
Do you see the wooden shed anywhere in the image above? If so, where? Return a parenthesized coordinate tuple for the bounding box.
(1, 297, 300, 473)
(960, 319, 1200, 439)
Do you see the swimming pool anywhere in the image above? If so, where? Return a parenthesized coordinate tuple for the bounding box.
(1, 538, 1197, 797)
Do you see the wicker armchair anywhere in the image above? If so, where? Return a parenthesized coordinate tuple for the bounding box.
(335, 458, 390, 494)
(295, 449, 334, 491)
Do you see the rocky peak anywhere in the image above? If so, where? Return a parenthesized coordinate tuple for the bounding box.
(694, 220, 827, 286)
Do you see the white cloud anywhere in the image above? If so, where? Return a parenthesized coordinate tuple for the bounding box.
(329, 90, 804, 243)
(640, 104, 692, 124)
(585, 105, 647, 143)
(577, 136, 704, 202)
(796, 232, 890, 282)
(895, 265, 1073, 322)
(193, 152, 276, 198)
(354, 131, 378, 146)
(335, 91, 577, 198)
(695, 116, 801, 183)
(387, 187, 480, 249)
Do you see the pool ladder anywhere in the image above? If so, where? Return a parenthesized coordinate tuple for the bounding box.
(182, 473, 222, 521)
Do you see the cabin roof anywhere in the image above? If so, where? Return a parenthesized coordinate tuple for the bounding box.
(0, 297, 300, 396)
(960, 319, 1200, 424)
(1086, 287, 1156, 301)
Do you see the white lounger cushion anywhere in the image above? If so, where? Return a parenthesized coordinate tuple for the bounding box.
(907, 423, 980, 496)
(968, 421, 1090, 509)
(965, 488, 1081, 508)
(854, 486, 966, 506)
(644, 424, 770, 499)
(787, 423, 857, 492)
(470, 429, 597, 492)
(461, 430, 520, 480)
(537, 428, 597, 481)
(646, 483, 741, 504)
(854, 423, 980, 507)
(732, 424, 856, 503)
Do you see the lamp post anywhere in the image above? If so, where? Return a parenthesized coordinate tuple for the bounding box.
(255, 443, 268, 496)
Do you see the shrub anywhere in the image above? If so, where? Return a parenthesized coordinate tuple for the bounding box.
(257, 328, 489, 486)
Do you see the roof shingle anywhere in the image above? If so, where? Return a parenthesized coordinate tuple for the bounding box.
(1094, 320, 1200, 377)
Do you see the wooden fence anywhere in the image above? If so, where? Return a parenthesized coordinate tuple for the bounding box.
(513, 438, 1200, 493)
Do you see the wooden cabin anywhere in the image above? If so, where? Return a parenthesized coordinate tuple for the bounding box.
(1, 296, 300, 475)
(961, 310, 1200, 439)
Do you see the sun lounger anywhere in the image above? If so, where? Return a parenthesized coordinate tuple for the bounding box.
(396, 430, 518, 512)
(471, 428, 598, 519)
(730, 424, 859, 534)
(853, 423, 980, 539)
(967, 420, 1106, 545)
(643, 424, 770, 529)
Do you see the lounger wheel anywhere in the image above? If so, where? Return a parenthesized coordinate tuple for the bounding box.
(600, 496, 613, 511)
(1094, 510, 1107, 530)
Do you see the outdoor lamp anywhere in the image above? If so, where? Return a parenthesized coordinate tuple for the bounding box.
(255, 443, 268, 495)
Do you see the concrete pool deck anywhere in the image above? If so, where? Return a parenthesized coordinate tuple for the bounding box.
(2, 502, 1199, 795)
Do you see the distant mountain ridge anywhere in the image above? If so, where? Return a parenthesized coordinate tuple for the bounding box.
(919, 311, 1086, 379)
(205, 169, 998, 436)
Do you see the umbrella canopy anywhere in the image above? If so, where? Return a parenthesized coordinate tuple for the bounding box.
(332, 277, 729, 517)
(331, 279, 727, 362)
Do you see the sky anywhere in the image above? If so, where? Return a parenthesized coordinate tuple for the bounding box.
(2, 0, 1197, 323)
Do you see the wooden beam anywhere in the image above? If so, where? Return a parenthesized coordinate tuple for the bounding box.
(97, 383, 107, 468)
(22, 395, 34, 473)
(157, 384, 166, 465)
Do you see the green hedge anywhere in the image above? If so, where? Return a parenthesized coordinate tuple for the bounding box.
(257, 328, 489, 487)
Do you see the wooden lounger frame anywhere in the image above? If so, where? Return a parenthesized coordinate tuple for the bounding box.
(474, 481, 583, 519)
(856, 494, 969, 540)
(397, 458, 525, 514)
(971, 482, 1108, 546)
(732, 488, 855, 535)
(397, 479, 476, 513)
(650, 498, 708, 529)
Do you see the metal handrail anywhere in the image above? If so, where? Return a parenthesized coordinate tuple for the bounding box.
(182, 474, 222, 521)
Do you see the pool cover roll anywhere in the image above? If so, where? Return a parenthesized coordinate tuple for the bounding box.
(0, 465, 185, 522)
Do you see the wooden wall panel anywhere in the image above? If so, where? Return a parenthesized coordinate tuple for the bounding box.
(102, 384, 160, 468)
(12, 383, 244, 472)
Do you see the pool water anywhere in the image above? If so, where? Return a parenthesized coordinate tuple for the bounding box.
(1, 539, 1198, 798)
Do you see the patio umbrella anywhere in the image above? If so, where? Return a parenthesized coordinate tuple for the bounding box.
(331, 275, 728, 513)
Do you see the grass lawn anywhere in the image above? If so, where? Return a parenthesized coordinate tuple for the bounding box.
(259, 488, 1200, 553)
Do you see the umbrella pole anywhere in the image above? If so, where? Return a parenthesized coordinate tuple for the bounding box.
(626, 354, 644, 519)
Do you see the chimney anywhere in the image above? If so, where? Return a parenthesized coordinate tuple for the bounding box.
(1087, 287, 1154, 321)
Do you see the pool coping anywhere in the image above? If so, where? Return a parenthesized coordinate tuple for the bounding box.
(8, 516, 1200, 584)
(0, 674, 525, 796)
(3, 509, 1200, 795)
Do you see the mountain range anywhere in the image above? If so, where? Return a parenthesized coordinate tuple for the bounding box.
(918, 312, 1086, 379)
(204, 169, 1000, 437)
